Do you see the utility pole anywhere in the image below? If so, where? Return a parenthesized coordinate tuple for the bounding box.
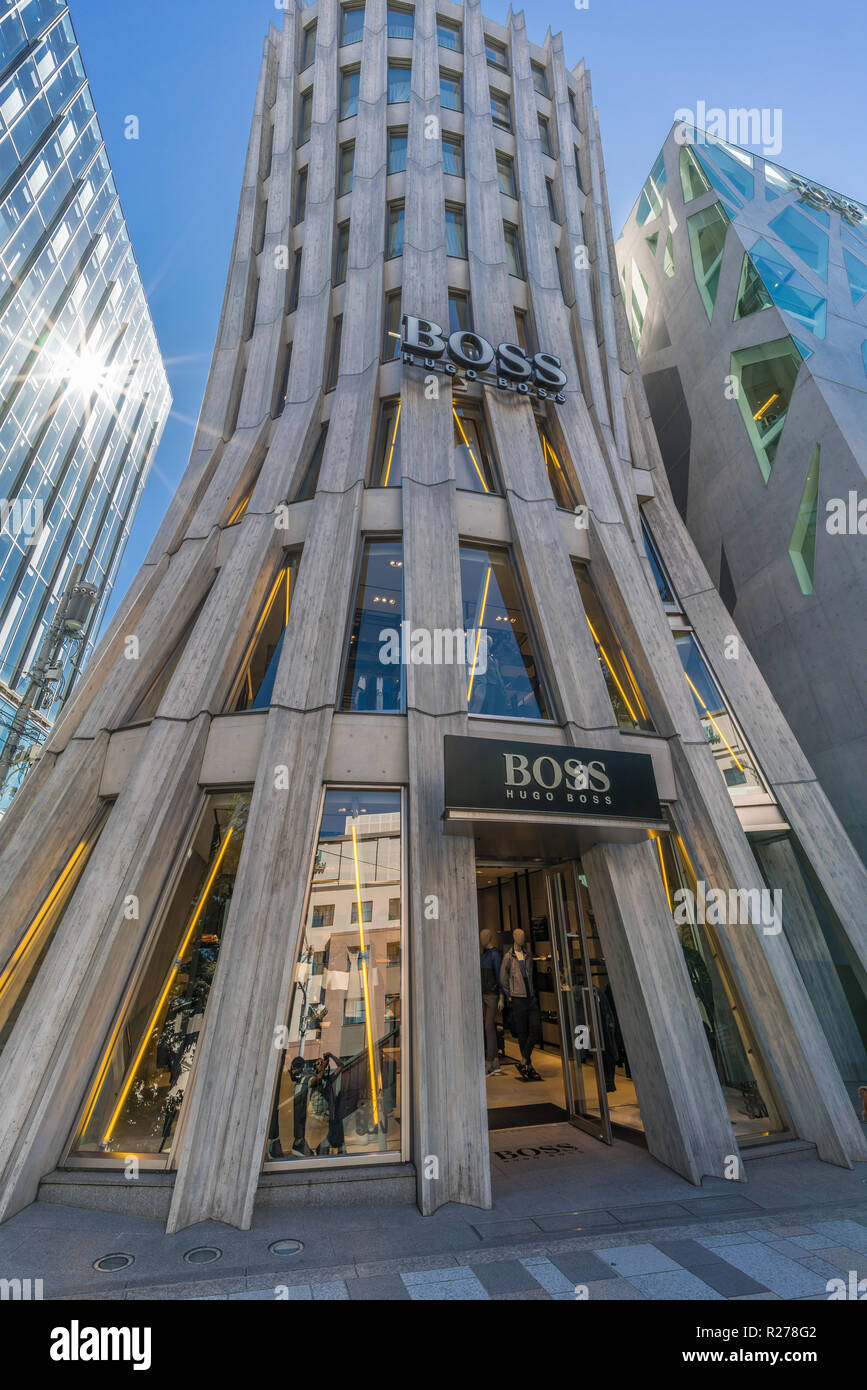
(0, 565, 98, 799)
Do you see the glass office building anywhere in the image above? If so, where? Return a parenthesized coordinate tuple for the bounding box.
(0, 1, 864, 1236)
(0, 1, 170, 807)
(618, 129, 867, 863)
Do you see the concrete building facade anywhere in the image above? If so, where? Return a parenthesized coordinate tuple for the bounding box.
(617, 126, 867, 861)
(0, 0, 865, 1234)
(0, 0, 171, 808)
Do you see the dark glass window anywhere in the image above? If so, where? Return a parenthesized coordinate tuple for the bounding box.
(490, 90, 511, 129)
(326, 315, 343, 392)
(485, 38, 508, 71)
(546, 177, 558, 222)
(289, 249, 302, 312)
(386, 201, 404, 258)
(388, 128, 408, 173)
(387, 5, 414, 38)
(295, 166, 308, 224)
(514, 308, 535, 355)
(445, 203, 466, 257)
(437, 18, 462, 51)
(538, 114, 553, 158)
(334, 221, 350, 284)
(642, 520, 676, 606)
(374, 399, 402, 486)
(538, 423, 577, 510)
(460, 545, 549, 719)
(298, 89, 313, 145)
(340, 68, 360, 119)
(300, 23, 317, 71)
(574, 566, 654, 731)
(340, 5, 365, 45)
(388, 62, 411, 104)
(531, 62, 549, 97)
(383, 291, 402, 360)
(442, 133, 464, 177)
(338, 142, 355, 195)
(448, 291, 472, 334)
(231, 562, 295, 711)
(504, 222, 524, 277)
(342, 541, 405, 712)
(440, 71, 462, 111)
(454, 405, 497, 494)
(296, 427, 329, 502)
(497, 153, 517, 199)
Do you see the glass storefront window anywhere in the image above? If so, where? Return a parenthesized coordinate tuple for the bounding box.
(266, 788, 403, 1163)
(575, 566, 654, 731)
(460, 544, 550, 720)
(747, 237, 827, 339)
(230, 562, 294, 712)
(71, 793, 252, 1161)
(729, 337, 802, 482)
(674, 632, 763, 799)
(0, 808, 107, 1058)
(341, 540, 404, 712)
(654, 822, 785, 1143)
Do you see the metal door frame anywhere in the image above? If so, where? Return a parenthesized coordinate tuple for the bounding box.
(545, 861, 612, 1144)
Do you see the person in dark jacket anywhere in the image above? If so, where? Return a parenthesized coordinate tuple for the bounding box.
(479, 929, 503, 1074)
(499, 929, 542, 1080)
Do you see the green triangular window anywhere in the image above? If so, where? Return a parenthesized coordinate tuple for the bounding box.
(645, 232, 659, 255)
(734, 254, 772, 320)
(789, 445, 820, 596)
(843, 248, 867, 305)
(687, 203, 728, 321)
(679, 145, 711, 201)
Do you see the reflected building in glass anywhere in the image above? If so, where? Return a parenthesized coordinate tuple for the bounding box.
(0, 1, 170, 810)
(0, 2, 865, 1237)
(617, 128, 867, 862)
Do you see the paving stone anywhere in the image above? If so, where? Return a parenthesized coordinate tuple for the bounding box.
(406, 1276, 489, 1301)
(519, 1256, 575, 1295)
(345, 1274, 410, 1301)
(230, 1288, 310, 1301)
(594, 1243, 683, 1276)
(653, 1239, 730, 1269)
(809, 1220, 867, 1255)
(245, 1264, 356, 1291)
(125, 1276, 246, 1299)
(807, 1245, 867, 1275)
(681, 1196, 762, 1216)
(731, 1292, 781, 1300)
(469, 1218, 541, 1240)
(311, 1281, 350, 1300)
(492, 1289, 551, 1300)
(628, 1270, 725, 1300)
(548, 1251, 620, 1283)
(710, 1243, 831, 1298)
(354, 1253, 460, 1278)
(609, 1203, 691, 1224)
(402, 1266, 476, 1285)
(689, 1261, 769, 1298)
(576, 1278, 647, 1300)
(470, 1259, 542, 1295)
(786, 1233, 841, 1251)
(795, 1254, 855, 1281)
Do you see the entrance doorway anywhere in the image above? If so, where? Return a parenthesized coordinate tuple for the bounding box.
(476, 859, 644, 1145)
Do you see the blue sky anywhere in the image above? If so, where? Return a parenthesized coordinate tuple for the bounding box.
(70, 0, 864, 629)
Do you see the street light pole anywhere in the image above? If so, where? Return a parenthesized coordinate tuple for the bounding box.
(0, 565, 98, 798)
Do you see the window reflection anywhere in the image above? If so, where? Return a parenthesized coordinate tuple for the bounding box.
(460, 544, 549, 720)
(575, 567, 654, 731)
(341, 540, 404, 712)
(71, 794, 251, 1160)
(267, 789, 402, 1162)
(453, 406, 497, 493)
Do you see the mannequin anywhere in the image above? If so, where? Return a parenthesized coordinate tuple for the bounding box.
(499, 928, 542, 1081)
(479, 928, 503, 1075)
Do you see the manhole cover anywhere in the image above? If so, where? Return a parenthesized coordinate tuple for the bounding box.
(269, 1238, 304, 1256)
(184, 1246, 222, 1265)
(93, 1253, 134, 1272)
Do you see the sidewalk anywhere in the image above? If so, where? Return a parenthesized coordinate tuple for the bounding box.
(2, 1126, 866, 1301)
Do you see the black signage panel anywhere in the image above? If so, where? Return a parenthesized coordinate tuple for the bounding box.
(443, 735, 662, 823)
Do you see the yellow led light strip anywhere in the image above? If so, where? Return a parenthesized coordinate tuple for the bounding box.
(453, 408, 489, 493)
(683, 672, 744, 772)
(466, 565, 492, 703)
(542, 435, 573, 505)
(351, 820, 380, 1129)
(676, 834, 696, 887)
(753, 392, 779, 421)
(0, 842, 87, 1004)
(654, 835, 673, 913)
(227, 490, 252, 526)
(100, 828, 235, 1145)
(586, 618, 638, 724)
(382, 400, 402, 486)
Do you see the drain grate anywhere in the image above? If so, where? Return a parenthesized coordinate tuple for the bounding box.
(184, 1246, 222, 1265)
(269, 1238, 304, 1256)
(93, 1253, 134, 1272)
